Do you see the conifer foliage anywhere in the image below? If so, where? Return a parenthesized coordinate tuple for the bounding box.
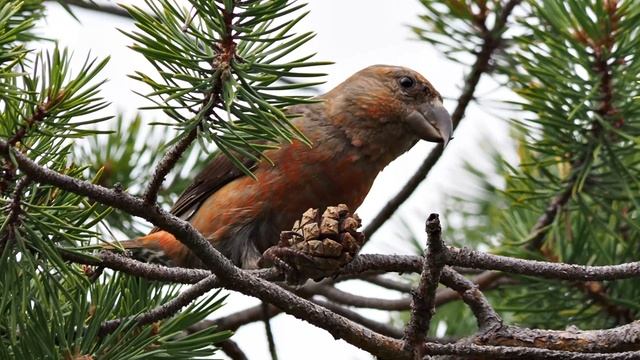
(0, 0, 325, 358)
(2, 0, 640, 358)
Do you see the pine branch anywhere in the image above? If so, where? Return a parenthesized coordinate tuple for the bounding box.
(422, 343, 640, 360)
(433, 271, 508, 308)
(9, 137, 640, 356)
(0, 176, 29, 253)
(470, 320, 640, 354)
(262, 302, 279, 360)
(188, 303, 281, 334)
(7, 97, 56, 146)
(362, 275, 413, 293)
(7, 146, 637, 358)
(440, 268, 502, 332)
(62, 243, 640, 289)
(311, 298, 405, 340)
(525, 180, 576, 251)
(99, 273, 221, 336)
(403, 214, 447, 356)
(218, 339, 249, 360)
(445, 247, 640, 281)
(60, 249, 210, 283)
(142, 128, 197, 204)
(140, 1, 241, 204)
(576, 281, 635, 325)
(304, 271, 506, 312)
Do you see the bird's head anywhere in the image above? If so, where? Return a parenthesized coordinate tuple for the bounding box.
(325, 65, 453, 151)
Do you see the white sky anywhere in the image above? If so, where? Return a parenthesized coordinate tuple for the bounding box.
(38, 1, 516, 359)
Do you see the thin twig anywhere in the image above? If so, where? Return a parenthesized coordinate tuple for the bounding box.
(141, 2, 237, 205)
(403, 214, 447, 357)
(60, 249, 213, 283)
(99, 273, 221, 336)
(362, 275, 413, 293)
(142, 129, 197, 204)
(312, 298, 405, 339)
(188, 303, 281, 334)
(440, 268, 501, 331)
(433, 271, 507, 308)
(0, 177, 30, 254)
(525, 182, 575, 251)
(308, 284, 411, 311)
(218, 339, 249, 360)
(262, 302, 279, 360)
(363, 0, 522, 239)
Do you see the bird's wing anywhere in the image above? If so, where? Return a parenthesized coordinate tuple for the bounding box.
(151, 152, 258, 233)
(155, 104, 312, 232)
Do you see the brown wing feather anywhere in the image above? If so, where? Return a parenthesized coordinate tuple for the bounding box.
(150, 152, 257, 233)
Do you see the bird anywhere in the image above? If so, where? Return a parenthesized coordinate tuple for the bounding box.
(116, 65, 452, 269)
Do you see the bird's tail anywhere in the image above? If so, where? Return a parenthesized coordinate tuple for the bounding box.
(102, 231, 189, 266)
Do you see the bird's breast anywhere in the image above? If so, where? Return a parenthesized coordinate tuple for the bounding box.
(264, 140, 376, 213)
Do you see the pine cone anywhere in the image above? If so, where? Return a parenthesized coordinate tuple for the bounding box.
(259, 204, 365, 282)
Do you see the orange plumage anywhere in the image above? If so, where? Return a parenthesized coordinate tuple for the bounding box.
(120, 65, 452, 269)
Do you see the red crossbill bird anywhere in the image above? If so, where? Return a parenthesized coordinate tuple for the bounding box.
(118, 65, 452, 269)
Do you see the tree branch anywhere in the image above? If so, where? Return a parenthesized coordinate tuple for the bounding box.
(403, 214, 447, 356)
(218, 339, 249, 360)
(188, 303, 281, 334)
(60, 249, 212, 283)
(0, 177, 30, 254)
(140, 4, 236, 205)
(311, 298, 405, 339)
(308, 283, 410, 310)
(6, 148, 640, 358)
(440, 268, 502, 331)
(476, 321, 640, 354)
(362, 275, 413, 293)
(262, 302, 279, 360)
(525, 177, 576, 251)
(99, 273, 221, 336)
(446, 246, 640, 281)
(423, 343, 640, 360)
(142, 129, 197, 204)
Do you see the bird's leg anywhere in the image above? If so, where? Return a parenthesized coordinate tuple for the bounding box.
(258, 246, 316, 284)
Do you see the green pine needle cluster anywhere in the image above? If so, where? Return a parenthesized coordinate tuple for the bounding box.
(415, 0, 640, 337)
(1, 0, 327, 357)
(124, 0, 330, 174)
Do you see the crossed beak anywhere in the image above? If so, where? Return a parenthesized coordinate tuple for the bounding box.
(406, 99, 453, 147)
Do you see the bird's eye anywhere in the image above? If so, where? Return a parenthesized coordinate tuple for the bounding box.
(399, 76, 415, 89)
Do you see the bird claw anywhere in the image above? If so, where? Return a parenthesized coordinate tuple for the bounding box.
(258, 246, 350, 285)
(258, 246, 315, 284)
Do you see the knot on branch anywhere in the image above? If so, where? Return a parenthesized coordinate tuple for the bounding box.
(425, 213, 442, 236)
